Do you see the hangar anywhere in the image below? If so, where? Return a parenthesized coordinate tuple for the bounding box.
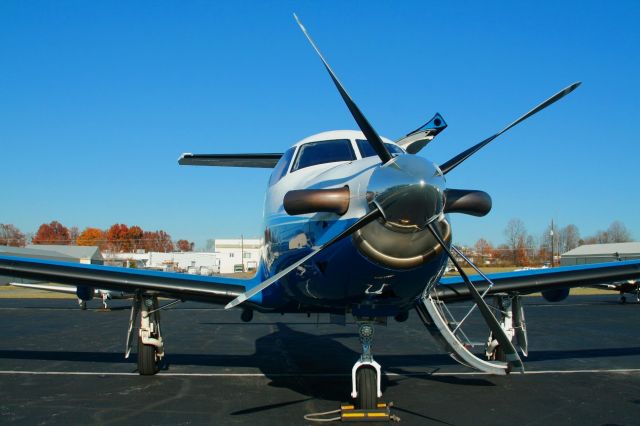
(0, 245, 103, 265)
(0, 245, 103, 285)
(561, 242, 640, 266)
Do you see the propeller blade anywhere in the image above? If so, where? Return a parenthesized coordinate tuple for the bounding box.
(427, 222, 524, 371)
(439, 82, 581, 175)
(293, 14, 393, 164)
(225, 207, 383, 309)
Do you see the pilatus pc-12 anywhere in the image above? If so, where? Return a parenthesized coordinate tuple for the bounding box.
(1, 15, 639, 410)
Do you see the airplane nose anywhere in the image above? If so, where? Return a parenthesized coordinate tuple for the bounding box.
(352, 154, 451, 270)
(366, 154, 445, 230)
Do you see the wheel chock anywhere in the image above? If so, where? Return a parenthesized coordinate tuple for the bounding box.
(340, 402, 395, 422)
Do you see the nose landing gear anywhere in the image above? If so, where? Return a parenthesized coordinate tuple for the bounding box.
(351, 321, 382, 410)
(306, 319, 395, 422)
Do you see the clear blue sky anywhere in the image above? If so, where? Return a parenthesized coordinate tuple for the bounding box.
(1, 1, 639, 249)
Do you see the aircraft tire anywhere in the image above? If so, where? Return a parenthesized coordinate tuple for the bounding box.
(356, 367, 377, 410)
(494, 345, 505, 362)
(137, 336, 160, 375)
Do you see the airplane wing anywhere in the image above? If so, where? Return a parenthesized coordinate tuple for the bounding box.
(0, 255, 247, 305)
(178, 153, 283, 168)
(433, 259, 640, 302)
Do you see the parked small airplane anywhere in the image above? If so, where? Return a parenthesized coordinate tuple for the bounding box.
(594, 279, 639, 303)
(8, 282, 130, 309)
(1, 15, 639, 410)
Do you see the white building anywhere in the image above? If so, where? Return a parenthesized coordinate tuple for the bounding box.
(102, 238, 263, 275)
(214, 238, 262, 273)
(105, 251, 219, 275)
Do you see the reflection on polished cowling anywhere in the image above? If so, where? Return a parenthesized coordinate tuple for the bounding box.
(366, 155, 445, 230)
(352, 215, 451, 269)
(284, 186, 350, 216)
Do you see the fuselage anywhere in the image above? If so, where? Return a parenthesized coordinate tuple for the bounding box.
(252, 130, 451, 317)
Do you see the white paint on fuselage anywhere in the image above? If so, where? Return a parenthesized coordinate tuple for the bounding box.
(261, 131, 400, 272)
(264, 130, 396, 221)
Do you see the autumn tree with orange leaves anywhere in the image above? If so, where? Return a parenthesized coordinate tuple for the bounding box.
(142, 230, 174, 253)
(77, 227, 107, 249)
(177, 239, 194, 252)
(32, 221, 71, 245)
(128, 226, 144, 251)
(20, 221, 183, 253)
(106, 224, 130, 252)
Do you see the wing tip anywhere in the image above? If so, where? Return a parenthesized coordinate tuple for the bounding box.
(178, 153, 193, 164)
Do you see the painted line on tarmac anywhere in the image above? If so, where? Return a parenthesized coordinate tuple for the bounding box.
(1, 369, 639, 378)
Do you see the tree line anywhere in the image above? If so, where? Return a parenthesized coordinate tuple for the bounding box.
(469, 219, 633, 267)
(0, 221, 194, 253)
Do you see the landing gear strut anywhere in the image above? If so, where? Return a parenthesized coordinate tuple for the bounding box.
(125, 294, 164, 375)
(101, 292, 110, 310)
(486, 295, 528, 363)
(351, 320, 382, 409)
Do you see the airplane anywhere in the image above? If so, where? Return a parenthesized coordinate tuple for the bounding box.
(8, 281, 130, 310)
(1, 14, 639, 413)
(593, 279, 639, 303)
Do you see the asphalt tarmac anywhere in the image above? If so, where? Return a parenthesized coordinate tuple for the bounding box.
(0, 295, 638, 425)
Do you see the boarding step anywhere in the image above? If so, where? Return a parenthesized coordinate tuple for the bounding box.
(415, 295, 510, 375)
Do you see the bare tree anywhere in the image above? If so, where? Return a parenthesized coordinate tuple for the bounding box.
(526, 235, 537, 263)
(474, 238, 492, 264)
(504, 218, 527, 266)
(607, 221, 631, 243)
(69, 226, 80, 245)
(558, 224, 580, 253)
(595, 230, 609, 243)
(0, 224, 26, 247)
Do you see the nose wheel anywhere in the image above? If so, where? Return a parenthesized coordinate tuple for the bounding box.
(351, 321, 382, 409)
(355, 366, 377, 409)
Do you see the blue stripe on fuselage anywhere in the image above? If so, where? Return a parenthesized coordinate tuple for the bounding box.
(256, 216, 448, 313)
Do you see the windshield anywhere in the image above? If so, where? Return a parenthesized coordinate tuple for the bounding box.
(291, 139, 356, 172)
(356, 139, 404, 158)
(268, 147, 295, 186)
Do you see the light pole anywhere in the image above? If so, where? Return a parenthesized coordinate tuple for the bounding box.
(549, 220, 554, 267)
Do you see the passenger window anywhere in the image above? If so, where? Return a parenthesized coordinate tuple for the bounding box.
(356, 139, 404, 158)
(291, 139, 356, 172)
(268, 147, 295, 186)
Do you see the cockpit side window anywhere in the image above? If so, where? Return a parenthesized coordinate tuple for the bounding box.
(356, 139, 404, 158)
(268, 147, 295, 186)
(291, 139, 356, 172)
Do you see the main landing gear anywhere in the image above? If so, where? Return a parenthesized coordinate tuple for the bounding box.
(101, 292, 110, 310)
(486, 295, 528, 363)
(619, 292, 627, 304)
(125, 294, 165, 375)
